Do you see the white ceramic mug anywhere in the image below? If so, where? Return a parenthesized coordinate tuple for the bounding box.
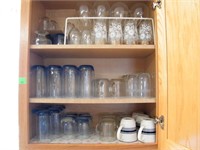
(117, 117, 137, 142)
(138, 119, 156, 143)
(132, 113, 149, 127)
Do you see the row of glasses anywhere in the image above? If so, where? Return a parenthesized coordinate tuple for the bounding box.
(67, 19, 153, 45)
(93, 73, 153, 98)
(31, 65, 154, 98)
(30, 65, 94, 98)
(32, 105, 65, 142)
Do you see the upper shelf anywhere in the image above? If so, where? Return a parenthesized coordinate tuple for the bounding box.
(30, 44, 155, 58)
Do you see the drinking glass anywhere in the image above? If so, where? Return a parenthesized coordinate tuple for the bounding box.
(49, 109, 60, 138)
(96, 118, 117, 142)
(138, 73, 152, 97)
(76, 117, 91, 139)
(123, 20, 139, 45)
(47, 65, 62, 97)
(69, 28, 81, 44)
(81, 29, 93, 44)
(31, 65, 46, 97)
(93, 20, 107, 44)
(109, 79, 125, 97)
(61, 117, 77, 139)
(35, 31, 52, 45)
(62, 65, 79, 98)
(37, 110, 50, 142)
(79, 65, 94, 98)
(138, 20, 153, 45)
(123, 74, 138, 97)
(93, 78, 110, 98)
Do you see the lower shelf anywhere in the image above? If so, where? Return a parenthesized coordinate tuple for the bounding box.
(29, 134, 157, 150)
(31, 134, 145, 144)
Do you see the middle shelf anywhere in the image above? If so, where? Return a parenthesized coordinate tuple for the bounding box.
(30, 98, 156, 104)
(30, 44, 155, 58)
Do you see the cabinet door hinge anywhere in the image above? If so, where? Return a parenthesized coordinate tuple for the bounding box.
(153, 0, 162, 10)
(155, 115, 164, 130)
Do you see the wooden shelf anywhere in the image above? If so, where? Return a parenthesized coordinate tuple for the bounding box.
(28, 143, 157, 150)
(30, 97, 156, 104)
(30, 45, 155, 58)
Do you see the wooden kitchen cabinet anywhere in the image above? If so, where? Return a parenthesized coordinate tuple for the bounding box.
(19, 0, 200, 150)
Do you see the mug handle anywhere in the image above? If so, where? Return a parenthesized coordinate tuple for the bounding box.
(117, 125, 123, 140)
(138, 125, 145, 141)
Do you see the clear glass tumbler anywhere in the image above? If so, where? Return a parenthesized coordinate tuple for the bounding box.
(61, 117, 77, 139)
(109, 79, 125, 97)
(37, 110, 50, 142)
(79, 65, 94, 98)
(62, 65, 79, 98)
(49, 109, 60, 138)
(138, 73, 152, 97)
(123, 74, 138, 97)
(47, 65, 62, 97)
(76, 117, 91, 139)
(93, 78, 110, 98)
(31, 65, 46, 97)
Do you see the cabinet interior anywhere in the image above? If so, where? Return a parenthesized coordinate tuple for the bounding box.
(30, 0, 154, 43)
(29, 0, 157, 145)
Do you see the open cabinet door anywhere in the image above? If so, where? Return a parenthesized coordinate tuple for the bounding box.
(156, 0, 200, 150)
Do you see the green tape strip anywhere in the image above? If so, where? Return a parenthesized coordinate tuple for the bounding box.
(19, 77, 27, 84)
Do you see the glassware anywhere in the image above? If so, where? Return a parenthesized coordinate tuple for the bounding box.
(108, 2, 128, 44)
(123, 20, 139, 44)
(81, 29, 93, 44)
(78, 4, 91, 27)
(96, 118, 117, 142)
(38, 17, 57, 31)
(61, 117, 77, 139)
(94, 2, 109, 17)
(138, 73, 152, 97)
(62, 65, 79, 98)
(37, 110, 50, 142)
(131, 3, 149, 18)
(48, 20, 57, 30)
(108, 19, 123, 44)
(138, 20, 153, 45)
(123, 74, 138, 97)
(47, 65, 62, 97)
(110, 2, 129, 18)
(93, 78, 110, 98)
(69, 28, 81, 44)
(109, 79, 125, 97)
(93, 20, 107, 44)
(35, 31, 52, 45)
(47, 33, 64, 45)
(76, 117, 91, 139)
(38, 17, 49, 31)
(49, 109, 60, 138)
(30, 65, 46, 97)
(93, 2, 109, 44)
(66, 22, 75, 43)
(79, 65, 94, 98)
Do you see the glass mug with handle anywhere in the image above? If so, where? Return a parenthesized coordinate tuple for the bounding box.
(109, 79, 125, 97)
(93, 78, 110, 98)
(96, 118, 118, 142)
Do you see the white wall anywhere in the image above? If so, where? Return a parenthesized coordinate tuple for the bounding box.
(0, 0, 20, 149)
